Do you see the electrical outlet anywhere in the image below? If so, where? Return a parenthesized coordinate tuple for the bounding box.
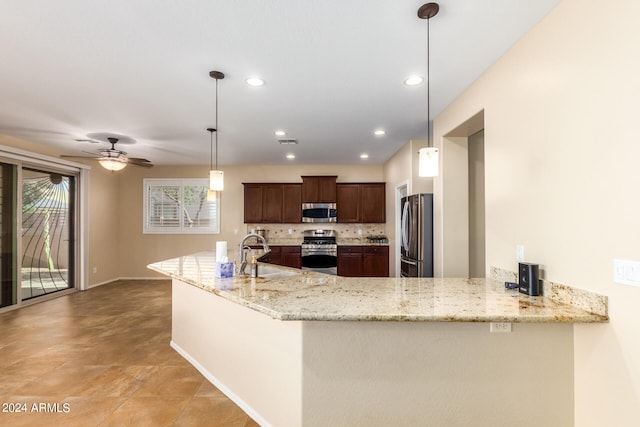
(516, 245, 525, 262)
(490, 322, 512, 333)
(92, 267, 97, 274)
(614, 259, 640, 287)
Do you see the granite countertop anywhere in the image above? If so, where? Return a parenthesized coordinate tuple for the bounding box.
(148, 251, 608, 323)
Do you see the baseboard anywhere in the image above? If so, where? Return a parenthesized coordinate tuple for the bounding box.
(169, 340, 270, 427)
(86, 276, 170, 289)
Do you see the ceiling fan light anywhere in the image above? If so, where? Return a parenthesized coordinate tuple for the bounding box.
(418, 147, 439, 177)
(210, 169, 224, 191)
(99, 158, 127, 171)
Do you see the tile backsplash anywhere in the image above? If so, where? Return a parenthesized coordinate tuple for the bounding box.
(246, 223, 386, 239)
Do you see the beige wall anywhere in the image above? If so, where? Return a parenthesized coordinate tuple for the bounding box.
(432, 0, 640, 424)
(0, 135, 389, 283)
(383, 140, 437, 276)
(118, 164, 384, 278)
(0, 135, 120, 287)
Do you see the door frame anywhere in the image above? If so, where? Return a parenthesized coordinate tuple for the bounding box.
(0, 144, 90, 312)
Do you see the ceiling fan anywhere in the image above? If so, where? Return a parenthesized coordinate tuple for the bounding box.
(61, 137, 153, 171)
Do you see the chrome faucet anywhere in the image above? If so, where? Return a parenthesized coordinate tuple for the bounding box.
(238, 233, 271, 275)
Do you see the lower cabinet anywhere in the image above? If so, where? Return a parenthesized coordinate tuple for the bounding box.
(259, 246, 301, 269)
(338, 245, 389, 277)
(362, 246, 389, 277)
(337, 246, 363, 277)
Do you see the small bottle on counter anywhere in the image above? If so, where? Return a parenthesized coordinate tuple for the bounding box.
(250, 255, 258, 278)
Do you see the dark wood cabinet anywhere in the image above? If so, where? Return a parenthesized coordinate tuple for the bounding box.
(259, 245, 301, 269)
(281, 246, 302, 269)
(282, 184, 302, 223)
(336, 183, 385, 223)
(302, 176, 337, 203)
(243, 184, 264, 223)
(360, 184, 386, 223)
(335, 184, 360, 223)
(337, 246, 363, 277)
(362, 246, 389, 277)
(243, 183, 302, 223)
(338, 245, 389, 277)
(262, 184, 283, 222)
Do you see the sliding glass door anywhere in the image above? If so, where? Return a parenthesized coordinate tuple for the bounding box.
(21, 168, 76, 300)
(0, 162, 17, 308)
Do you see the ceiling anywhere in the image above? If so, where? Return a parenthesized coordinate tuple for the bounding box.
(0, 0, 561, 166)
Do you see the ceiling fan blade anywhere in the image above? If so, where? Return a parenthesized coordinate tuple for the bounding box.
(81, 151, 103, 157)
(125, 158, 154, 167)
(60, 154, 100, 160)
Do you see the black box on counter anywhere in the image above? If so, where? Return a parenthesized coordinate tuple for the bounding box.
(518, 262, 540, 296)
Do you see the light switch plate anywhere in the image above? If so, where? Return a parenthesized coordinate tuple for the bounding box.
(614, 259, 640, 288)
(516, 245, 525, 262)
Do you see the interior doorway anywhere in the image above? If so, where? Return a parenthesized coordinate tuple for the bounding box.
(439, 110, 486, 277)
(468, 130, 485, 277)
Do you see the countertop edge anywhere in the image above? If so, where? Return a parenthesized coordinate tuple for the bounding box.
(148, 255, 609, 324)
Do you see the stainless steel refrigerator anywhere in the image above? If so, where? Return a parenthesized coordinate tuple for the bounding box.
(400, 193, 434, 277)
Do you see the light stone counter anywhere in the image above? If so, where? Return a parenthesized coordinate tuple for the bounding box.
(148, 251, 607, 323)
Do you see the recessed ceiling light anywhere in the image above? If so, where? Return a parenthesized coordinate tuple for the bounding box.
(404, 75, 424, 86)
(246, 77, 265, 87)
(286, 154, 295, 160)
(275, 130, 286, 136)
(360, 153, 369, 159)
(374, 129, 386, 136)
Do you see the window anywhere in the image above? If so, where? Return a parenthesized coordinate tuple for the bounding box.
(143, 179, 219, 234)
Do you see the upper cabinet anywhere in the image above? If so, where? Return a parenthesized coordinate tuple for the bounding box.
(336, 183, 385, 223)
(281, 184, 303, 223)
(244, 177, 384, 224)
(301, 176, 337, 203)
(243, 183, 301, 223)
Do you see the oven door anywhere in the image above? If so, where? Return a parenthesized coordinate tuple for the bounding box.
(301, 246, 337, 275)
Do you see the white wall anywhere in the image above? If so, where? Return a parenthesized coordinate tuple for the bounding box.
(433, 0, 640, 424)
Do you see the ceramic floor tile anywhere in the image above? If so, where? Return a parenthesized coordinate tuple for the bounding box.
(173, 397, 253, 427)
(0, 280, 259, 427)
(99, 396, 190, 427)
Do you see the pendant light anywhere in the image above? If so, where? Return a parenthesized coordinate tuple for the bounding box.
(417, 3, 439, 177)
(208, 70, 225, 201)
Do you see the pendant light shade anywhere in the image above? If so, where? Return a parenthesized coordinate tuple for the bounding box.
(418, 147, 439, 177)
(417, 3, 439, 177)
(208, 70, 225, 195)
(209, 169, 224, 191)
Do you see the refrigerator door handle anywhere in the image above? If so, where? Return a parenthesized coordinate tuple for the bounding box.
(401, 200, 410, 252)
(401, 258, 418, 266)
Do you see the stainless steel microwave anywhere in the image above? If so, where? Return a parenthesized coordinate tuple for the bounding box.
(302, 203, 337, 223)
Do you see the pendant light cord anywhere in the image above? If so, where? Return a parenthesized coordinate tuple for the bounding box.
(215, 77, 219, 171)
(427, 16, 431, 148)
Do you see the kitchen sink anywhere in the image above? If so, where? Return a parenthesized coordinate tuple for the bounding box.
(257, 266, 300, 279)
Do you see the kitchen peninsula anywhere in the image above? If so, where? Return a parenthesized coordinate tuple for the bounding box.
(149, 252, 607, 427)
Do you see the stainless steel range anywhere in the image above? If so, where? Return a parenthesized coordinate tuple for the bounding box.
(301, 229, 337, 275)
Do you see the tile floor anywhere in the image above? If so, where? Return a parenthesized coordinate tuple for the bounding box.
(0, 280, 260, 427)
